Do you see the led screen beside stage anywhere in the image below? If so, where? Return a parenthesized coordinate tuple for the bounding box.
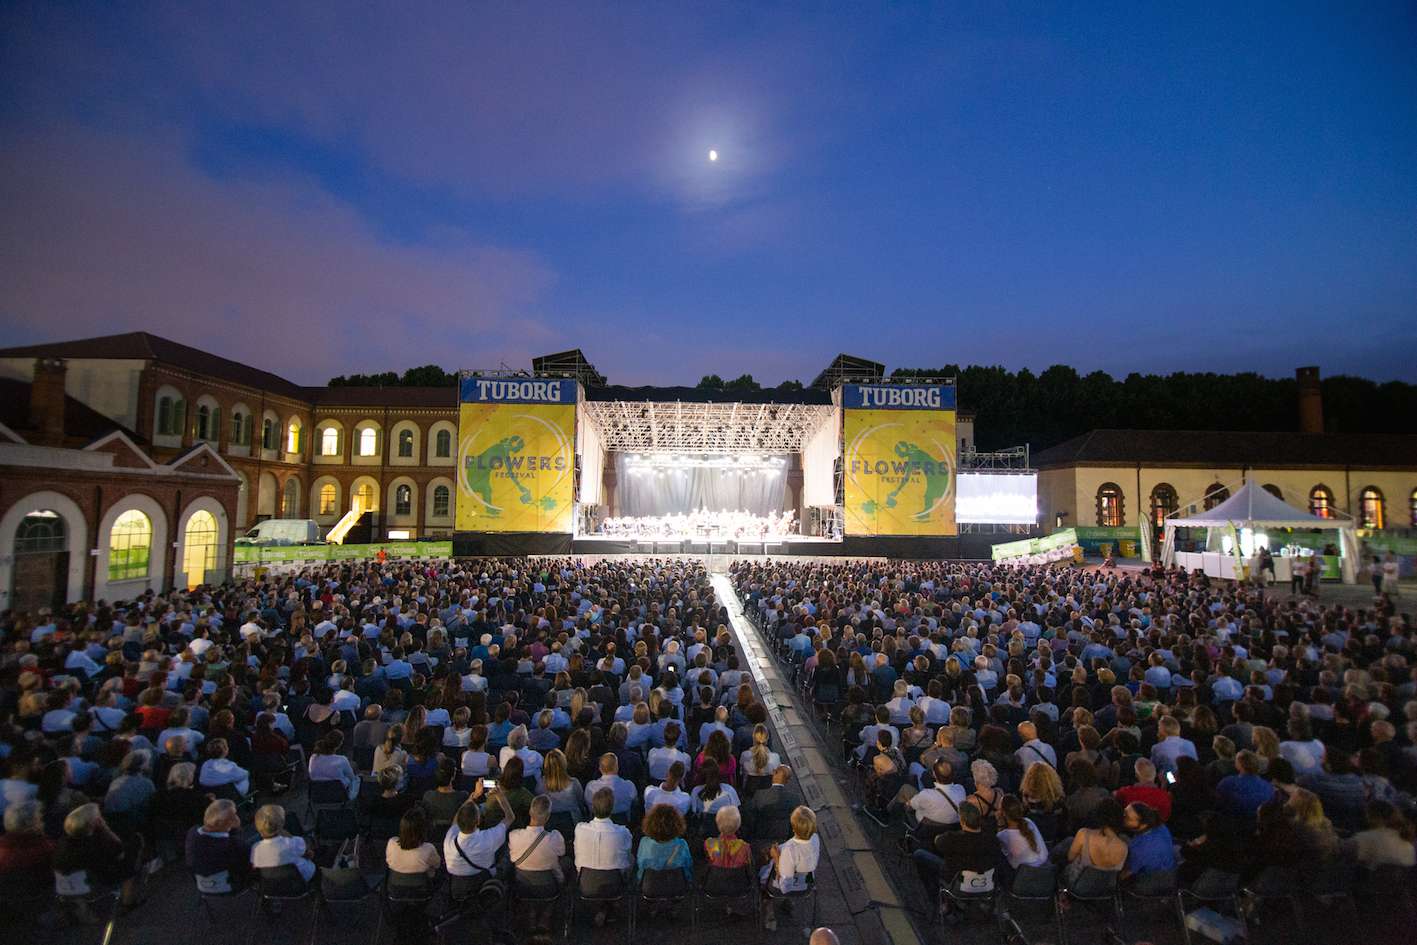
(456, 378, 576, 533)
(842, 384, 957, 536)
(956, 473, 1039, 525)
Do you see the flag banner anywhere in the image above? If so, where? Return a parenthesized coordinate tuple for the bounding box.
(456, 378, 577, 532)
(842, 384, 957, 536)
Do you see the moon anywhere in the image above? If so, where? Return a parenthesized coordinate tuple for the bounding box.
(708, 149, 718, 162)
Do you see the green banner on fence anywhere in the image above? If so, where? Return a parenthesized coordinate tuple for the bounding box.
(232, 540, 454, 566)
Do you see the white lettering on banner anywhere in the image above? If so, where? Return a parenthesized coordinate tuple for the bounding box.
(859, 386, 943, 409)
(474, 380, 563, 402)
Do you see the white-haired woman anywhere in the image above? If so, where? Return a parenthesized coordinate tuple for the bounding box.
(965, 759, 1002, 825)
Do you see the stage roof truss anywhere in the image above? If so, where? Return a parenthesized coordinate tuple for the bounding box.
(581, 398, 835, 454)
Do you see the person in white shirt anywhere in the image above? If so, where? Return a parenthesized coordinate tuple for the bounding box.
(386, 808, 441, 877)
(740, 725, 781, 779)
(583, 754, 636, 816)
(646, 723, 691, 780)
(997, 795, 1049, 869)
(498, 726, 543, 782)
(885, 680, 916, 726)
(915, 681, 951, 725)
(698, 706, 733, 748)
(444, 786, 514, 896)
(892, 760, 966, 827)
(690, 760, 741, 816)
(330, 679, 361, 713)
(156, 708, 205, 758)
(508, 795, 567, 932)
(643, 762, 692, 817)
(461, 660, 488, 693)
(761, 806, 821, 930)
(199, 739, 250, 796)
(250, 803, 315, 883)
(574, 788, 633, 926)
(1149, 715, 1198, 777)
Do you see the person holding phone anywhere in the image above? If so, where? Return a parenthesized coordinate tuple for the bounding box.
(443, 782, 514, 898)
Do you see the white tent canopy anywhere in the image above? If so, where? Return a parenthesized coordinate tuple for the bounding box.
(1161, 481, 1359, 583)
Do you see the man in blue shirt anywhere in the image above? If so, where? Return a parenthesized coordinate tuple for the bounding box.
(1122, 802, 1176, 877)
(1214, 751, 1274, 825)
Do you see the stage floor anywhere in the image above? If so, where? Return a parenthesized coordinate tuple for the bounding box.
(572, 533, 839, 554)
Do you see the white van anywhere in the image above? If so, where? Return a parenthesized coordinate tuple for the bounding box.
(237, 519, 323, 546)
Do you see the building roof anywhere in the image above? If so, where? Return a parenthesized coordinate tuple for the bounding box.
(305, 386, 457, 408)
(0, 377, 144, 444)
(0, 331, 309, 400)
(1033, 428, 1417, 470)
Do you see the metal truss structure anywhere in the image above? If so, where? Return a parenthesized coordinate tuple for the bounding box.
(959, 446, 1031, 471)
(580, 399, 836, 454)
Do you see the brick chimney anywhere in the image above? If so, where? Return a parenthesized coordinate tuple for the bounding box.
(1296, 366, 1323, 434)
(29, 357, 68, 445)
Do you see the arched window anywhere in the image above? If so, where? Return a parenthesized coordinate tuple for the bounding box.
(394, 484, 412, 516)
(320, 427, 340, 456)
(108, 509, 152, 581)
(262, 418, 277, 451)
(1309, 484, 1333, 519)
(1095, 482, 1124, 527)
(282, 479, 300, 518)
(1149, 483, 1178, 529)
(1262, 484, 1283, 500)
(358, 427, 378, 457)
(435, 430, 452, 459)
(1411, 488, 1417, 528)
(1203, 483, 1229, 510)
(354, 482, 375, 511)
(157, 396, 185, 436)
(1360, 486, 1385, 530)
(182, 510, 218, 589)
(433, 485, 450, 517)
(196, 404, 211, 440)
(230, 411, 244, 446)
(318, 483, 337, 515)
(16, 511, 66, 554)
(397, 429, 414, 458)
(285, 420, 303, 455)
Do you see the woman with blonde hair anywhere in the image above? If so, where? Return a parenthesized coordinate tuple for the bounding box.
(375, 724, 408, 776)
(739, 723, 780, 779)
(1286, 788, 1339, 859)
(539, 748, 585, 818)
(761, 806, 820, 930)
(1020, 762, 1066, 842)
(1251, 725, 1280, 773)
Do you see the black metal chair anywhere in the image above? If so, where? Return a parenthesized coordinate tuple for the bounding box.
(566, 868, 631, 944)
(1178, 869, 1247, 945)
(53, 869, 121, 945)
(998, 864, 1064, 945)
(375, 869, 434, 945)
(313, 865, 382, 945)
(193, 868, 252, 927)
(1120, 869, 1184, 941)
(1058, 866, 1121, 945)
(760, 871, 817, 933)
(248, 864, 317, 945)
(513, 868, 565, 939)
(632, 867, 694, 939)
(1242, 864, 1303, 932)
(698, 862, 757, 930)
(938, 868, 998, 926)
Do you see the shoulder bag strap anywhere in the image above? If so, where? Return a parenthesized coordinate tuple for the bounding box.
(512, 828, 549, 868)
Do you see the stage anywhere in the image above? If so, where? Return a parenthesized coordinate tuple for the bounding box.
(450, 531, 996, 559)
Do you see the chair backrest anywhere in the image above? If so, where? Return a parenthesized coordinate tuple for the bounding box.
(258, 864, 309, 898)
(640, 867, 690, 899)
(194, 870, 235, 895)
(1189, 869, 1241, 900)
(386, 870, 433, 902)
(703, 864, 752, 897)
(53, 870, 92, 898)
(308, 778, 350, 805)
(1010, 864, 1057, 898)
(1070, 866, 1120, 899)
(1127, 868, 1177, 898)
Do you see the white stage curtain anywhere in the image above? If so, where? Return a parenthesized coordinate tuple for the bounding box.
(802, 407, 839, 507)
(1138, 517, 1153, 563)
(614, 455, 788, 517)
(576, 398, 604, 506)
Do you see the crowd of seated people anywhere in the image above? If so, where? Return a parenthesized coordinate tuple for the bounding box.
(733, 557, 1417, 928)
(0, 556, 818, 942)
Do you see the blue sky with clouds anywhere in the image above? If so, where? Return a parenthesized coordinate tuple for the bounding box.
(2, 2, 1414, 384)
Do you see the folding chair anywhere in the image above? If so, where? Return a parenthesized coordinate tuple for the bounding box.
(999, 864, 1064, 945)
(1058, 866, 1121, 944)
(632, 867, 694, 939)
(698, 862, 757, 930)
(193, 868, 252, 927)
(1300, 859, 1358, 920)
(566, 868, 631, 944)
(1242, 864, 1303, 932)
(939, 869, 998, 927)
(375, 869, 433, 945)
(54, 870, 121, 945)
(1120, 868, 1184, 941)
(760, 871, 817, 933)
(248, 864, 317, 945)
(1178, 869, 1247, 945)
(513, 868, 565, 938)
(313, 865, 381, 944)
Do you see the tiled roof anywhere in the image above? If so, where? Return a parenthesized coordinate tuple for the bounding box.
(0, 332, 308, 400)
(1033, 429, 1417, 470)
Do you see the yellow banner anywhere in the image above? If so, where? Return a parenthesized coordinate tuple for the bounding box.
(456, 402, 575, 532)
(843, 406, 957, 536)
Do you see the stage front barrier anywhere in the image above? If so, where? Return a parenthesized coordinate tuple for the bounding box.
(841, 383, 957, 537)
(455, 377, 576, 534)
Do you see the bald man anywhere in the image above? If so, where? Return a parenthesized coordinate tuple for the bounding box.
(808, 929, 840, 945)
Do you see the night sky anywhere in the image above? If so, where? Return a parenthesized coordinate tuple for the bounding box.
(2, 3, 1414, 385)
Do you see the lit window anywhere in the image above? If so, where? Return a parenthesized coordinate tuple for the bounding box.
(108, 509, 152, 582)
(398, 429, 414, 458)
(355, 483, 375, 510)
(320, 426, 339, 456)
(1360, 486, 1384, 530)
(286, 420, 302, 454)
(435, 430, 452, 458)
(1095, 483, 1124, 527)
(358, 427, 377, 457)
(1309, 485, 1333, 519)
(433, 485, 450, 517)
(319, 483, 337, 516)
(395, 484, 412, 516)
(1149, 483, 1178, 529)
